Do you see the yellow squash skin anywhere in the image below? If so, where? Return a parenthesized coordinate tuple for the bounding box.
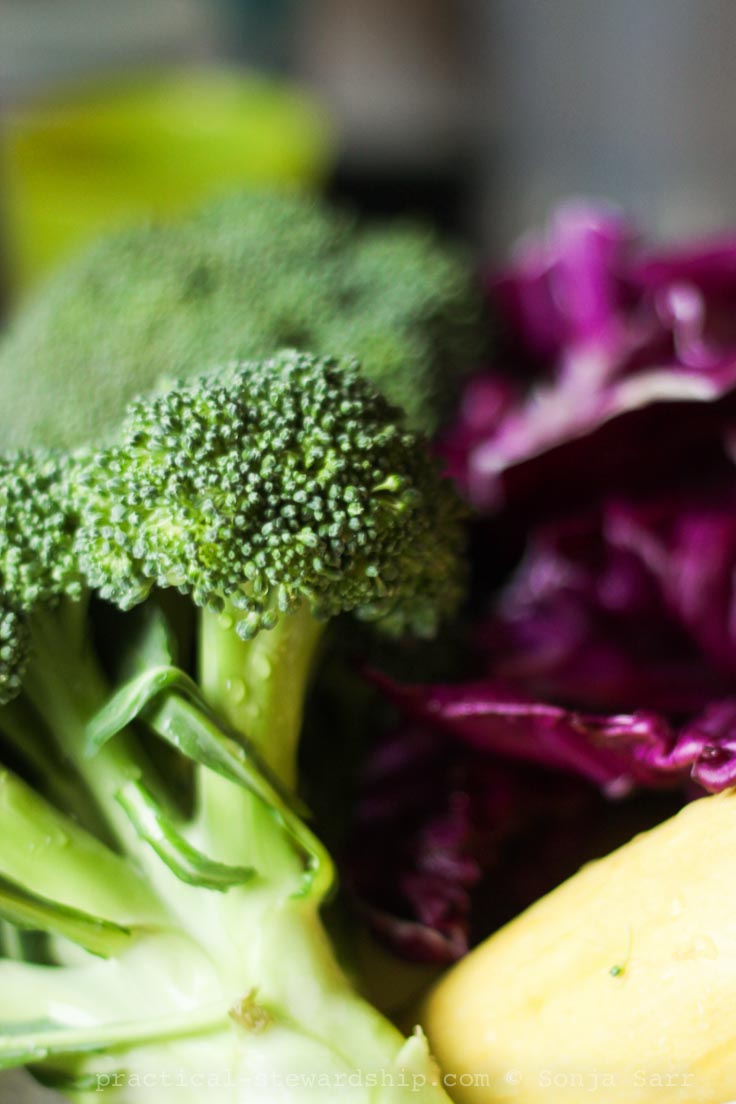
(418, 791, 736, 1103)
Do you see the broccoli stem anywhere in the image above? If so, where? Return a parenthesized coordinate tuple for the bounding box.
(199, 601, 325, 787)
(0, 893, 453, 1101)
(197, 601, 324, 879)
(186, 607, 453, 1100)
(0, 959, 99, 1015)
(19, 602, 166, 856)
(0, 696, 110, 838)
(28, 1014, 449, 1104)
(0, 769, 166, 928)
(0, 621, 454, 1101)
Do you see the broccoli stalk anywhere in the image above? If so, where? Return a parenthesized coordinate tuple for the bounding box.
(199, 600, 326, 786)
(0, 352, 464, 1101)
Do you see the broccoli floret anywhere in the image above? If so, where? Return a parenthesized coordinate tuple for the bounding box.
(0, 360, 462, 1102)
(0, 190, 482, 449)
(78, 350, 464, 637)
(0, 600, 28, 706)
(0, 449, 152, 843)
(77, 351, 464, 785)
(0, 451, 74, 719)
(0, 450, 83, 610)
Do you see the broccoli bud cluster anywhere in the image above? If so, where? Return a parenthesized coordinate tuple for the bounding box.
(76, 351, 465, 639)
(0, 191, 482, 448)
(0, 451, 83, 613)
(0, 451, 85, 703)
(0, 600, 28, 704)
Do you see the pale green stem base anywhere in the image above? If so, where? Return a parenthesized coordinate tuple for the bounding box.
(199, 602, 325, 786)
(197, 602, 324, 877)
(19, 602, 168, 866)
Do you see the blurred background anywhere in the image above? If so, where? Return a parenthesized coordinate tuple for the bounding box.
(5, 0, 736, 311)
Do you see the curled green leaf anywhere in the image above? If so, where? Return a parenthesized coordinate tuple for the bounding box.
(87, 668, 334, 901)
(0, 875, 137, 959)
(116, 780, 256, 892)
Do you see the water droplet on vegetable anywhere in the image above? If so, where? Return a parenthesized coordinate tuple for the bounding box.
(227, 678, 246, 704)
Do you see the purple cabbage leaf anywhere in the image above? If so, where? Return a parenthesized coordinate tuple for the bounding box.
(443, 202, 736, 512)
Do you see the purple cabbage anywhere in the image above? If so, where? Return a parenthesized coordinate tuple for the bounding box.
(351, 494, 736, 960)
(373, 673, 736, 798)
(481, 502, 736, 713)
(345, 723, 490, 964)
(484, 497, 736, 707)
(443, 203, 736, 513)
(465, 494, 736, 794)
(346, 715, 602, 963)
(350, 206, 736, 965)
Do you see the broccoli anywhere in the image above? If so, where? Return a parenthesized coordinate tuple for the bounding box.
(0, 190, 483, 449)
(0, 352, 463, 1102)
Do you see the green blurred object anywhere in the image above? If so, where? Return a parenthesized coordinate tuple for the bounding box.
(3, 68, 333, 293)
(0, 190, 481, 446)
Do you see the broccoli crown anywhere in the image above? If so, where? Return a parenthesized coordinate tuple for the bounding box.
(0, 190, 482, 448)
(0, 599, 29, 705)
(76, 351, 465, 639)
(0, 450, 81, 705)
(0, 451, 83, 613)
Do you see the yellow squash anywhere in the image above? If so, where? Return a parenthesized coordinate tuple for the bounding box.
(418, 791, 736, 1103)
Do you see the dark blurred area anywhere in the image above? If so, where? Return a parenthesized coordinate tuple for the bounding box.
(4, 0, 736, 312)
